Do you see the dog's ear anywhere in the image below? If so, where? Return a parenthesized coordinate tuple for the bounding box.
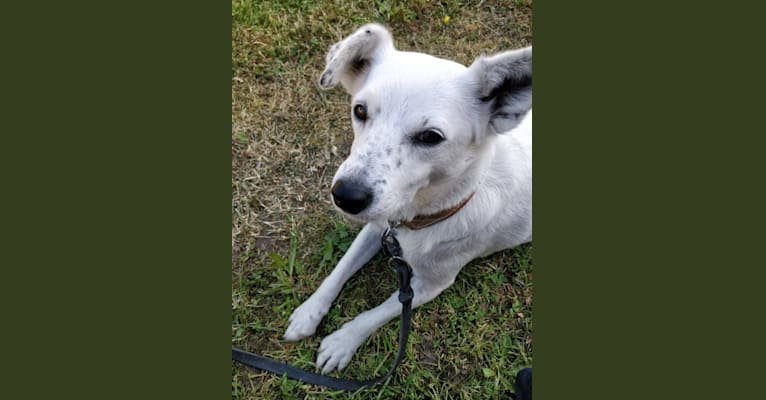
(318, 23, 394, 94)
(468, 47, 532, 134)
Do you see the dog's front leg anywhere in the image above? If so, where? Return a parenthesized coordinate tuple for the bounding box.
(283, 223, 384, 341)
(315, 273, 456, 374)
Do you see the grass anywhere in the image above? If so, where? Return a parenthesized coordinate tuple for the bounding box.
(232, 1, 532, 398)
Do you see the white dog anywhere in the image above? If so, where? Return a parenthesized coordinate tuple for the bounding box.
(283, 23, 532, 375)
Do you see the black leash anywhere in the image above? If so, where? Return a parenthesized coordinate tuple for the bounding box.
(232, 226, 414, 391)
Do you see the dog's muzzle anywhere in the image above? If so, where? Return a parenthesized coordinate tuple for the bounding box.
(331, 179, 374, 215)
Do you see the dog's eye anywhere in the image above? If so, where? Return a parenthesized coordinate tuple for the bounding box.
(414, 129, 445, 146)
(353, 104, 367, 121)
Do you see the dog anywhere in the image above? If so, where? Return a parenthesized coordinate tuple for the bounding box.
(283, 23, 532, 375)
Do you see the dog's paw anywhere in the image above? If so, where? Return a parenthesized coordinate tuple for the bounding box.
(316, 325, 365, 374)
(283, 297, 330, 341)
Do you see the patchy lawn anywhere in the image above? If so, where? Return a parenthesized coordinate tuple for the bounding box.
(232, 1, 532, 398)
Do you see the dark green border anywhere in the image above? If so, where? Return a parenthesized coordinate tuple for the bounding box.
(536, 1, 766, 399)
(2, 2, 231, 399)
(4, 0, 766, 398)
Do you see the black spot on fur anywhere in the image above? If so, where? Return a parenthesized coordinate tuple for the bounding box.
(395, 159, 402, 168)
(373, 179, 387, 186)
(385, 147, 393, 155)
(350, 58, 368, 75)
(320, 71, 333, 87)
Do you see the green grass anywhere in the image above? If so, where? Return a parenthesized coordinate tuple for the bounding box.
(232, 1, 532, 398)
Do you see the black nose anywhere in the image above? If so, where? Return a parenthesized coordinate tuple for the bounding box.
(331, 179, 373, 215)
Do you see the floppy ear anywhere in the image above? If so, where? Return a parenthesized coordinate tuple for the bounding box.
(468, 47, 532, 134)
(318, 23, 395, 94)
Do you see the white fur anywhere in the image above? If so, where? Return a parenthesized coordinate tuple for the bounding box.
(284, 24, 532, 374)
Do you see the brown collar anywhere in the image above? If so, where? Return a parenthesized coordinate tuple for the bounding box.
(397, 192, 475, 230)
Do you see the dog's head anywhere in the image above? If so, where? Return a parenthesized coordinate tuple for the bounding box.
(320, 24, 531, 224)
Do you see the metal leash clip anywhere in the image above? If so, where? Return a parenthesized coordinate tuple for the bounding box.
(381, 225, 414, 304)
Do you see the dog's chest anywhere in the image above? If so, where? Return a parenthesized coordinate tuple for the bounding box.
(395, 228, 470, 269)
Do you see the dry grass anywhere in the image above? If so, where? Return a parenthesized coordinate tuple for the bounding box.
(232, 1, 532, 398)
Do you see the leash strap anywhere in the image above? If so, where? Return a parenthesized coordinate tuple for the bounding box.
(232, 227, 414, 391)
